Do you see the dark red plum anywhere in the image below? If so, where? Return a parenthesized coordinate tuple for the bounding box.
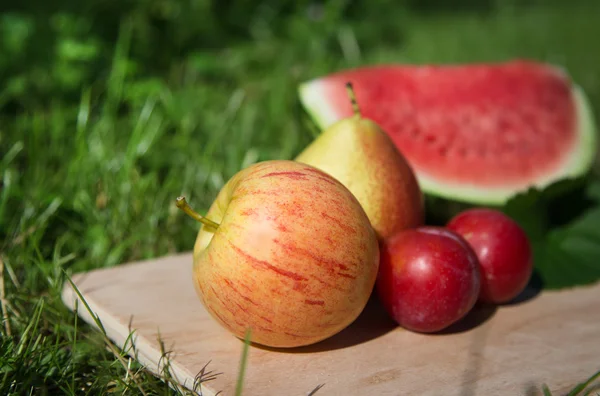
(447, 208, 533, 304)
(377, 226, 481, 333)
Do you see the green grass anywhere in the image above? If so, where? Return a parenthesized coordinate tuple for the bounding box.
(2, 0, 600, 394)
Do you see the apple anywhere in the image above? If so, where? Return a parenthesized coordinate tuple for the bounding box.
(176, 160, 380, 348)
(447, 208, 533, 304)
(376, 226, 481, 333)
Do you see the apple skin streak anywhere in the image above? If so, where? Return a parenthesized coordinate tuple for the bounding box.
(239, 208, 257, 217)
(320, 211, 357, 236)
(261, 168, 340, 187)
(227, 240, 308, 282)
(272, 238, 352, 273)
(222, 278, 258, 306)
(268, 240, 351, 292)
(191, 160, 380, 348)
(260, 171, 308, 180)
(300, 166, 338, 185)
(209, 284, 247, 329)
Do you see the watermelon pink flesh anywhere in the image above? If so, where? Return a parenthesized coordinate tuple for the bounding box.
(299, 61, 597, 204)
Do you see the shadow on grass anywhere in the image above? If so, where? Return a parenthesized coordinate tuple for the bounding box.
(253, 294, 398, 354)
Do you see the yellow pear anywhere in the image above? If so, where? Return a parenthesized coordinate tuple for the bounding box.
(295, 83, 424, 240)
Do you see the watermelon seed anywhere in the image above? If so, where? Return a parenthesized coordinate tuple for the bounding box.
(425, 135, 436, 145)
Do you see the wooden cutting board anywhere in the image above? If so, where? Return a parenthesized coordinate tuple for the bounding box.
(61, 252, 600, 396)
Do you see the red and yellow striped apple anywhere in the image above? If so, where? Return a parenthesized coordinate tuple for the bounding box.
(176, 160, 380, 348)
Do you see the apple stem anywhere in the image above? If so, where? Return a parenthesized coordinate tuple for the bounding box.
(175, 196, 220, 231)
(345, 82, 361, 117)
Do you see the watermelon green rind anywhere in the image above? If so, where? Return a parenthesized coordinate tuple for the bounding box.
(567, 84, 598, 177)
(298, 81, 341, 131)
(297, 73, 598, 206)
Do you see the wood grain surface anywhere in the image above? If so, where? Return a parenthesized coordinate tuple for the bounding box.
(61, 252, 600, 396)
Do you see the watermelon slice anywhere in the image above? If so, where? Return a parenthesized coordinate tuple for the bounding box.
(298, 60, 597, 205)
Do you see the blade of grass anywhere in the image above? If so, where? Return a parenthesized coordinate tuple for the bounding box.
(0, 256, 11, 336)
(568, 369, 600, 396)
(234, 329, 252, 396)
(156, 329, 199, 395)
(15, 297, 44, 357)
(307, 383, 326, 395)
(542, 384, 554, 396)
(62, 269, 148, 396)
(105, 17, 133, 113)
(71, 298, 78, 394)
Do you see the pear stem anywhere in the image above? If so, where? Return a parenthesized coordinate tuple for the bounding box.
(345, 82, 361, 117)
(176, 196, 220, 231)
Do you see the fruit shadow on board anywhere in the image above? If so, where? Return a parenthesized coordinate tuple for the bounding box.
(432, 303, 497, 336)
(500, 269, 544, 306)
(251, 293, 398, 354)
(250, 267, 544, 354)
(432, 268, 544, 336)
